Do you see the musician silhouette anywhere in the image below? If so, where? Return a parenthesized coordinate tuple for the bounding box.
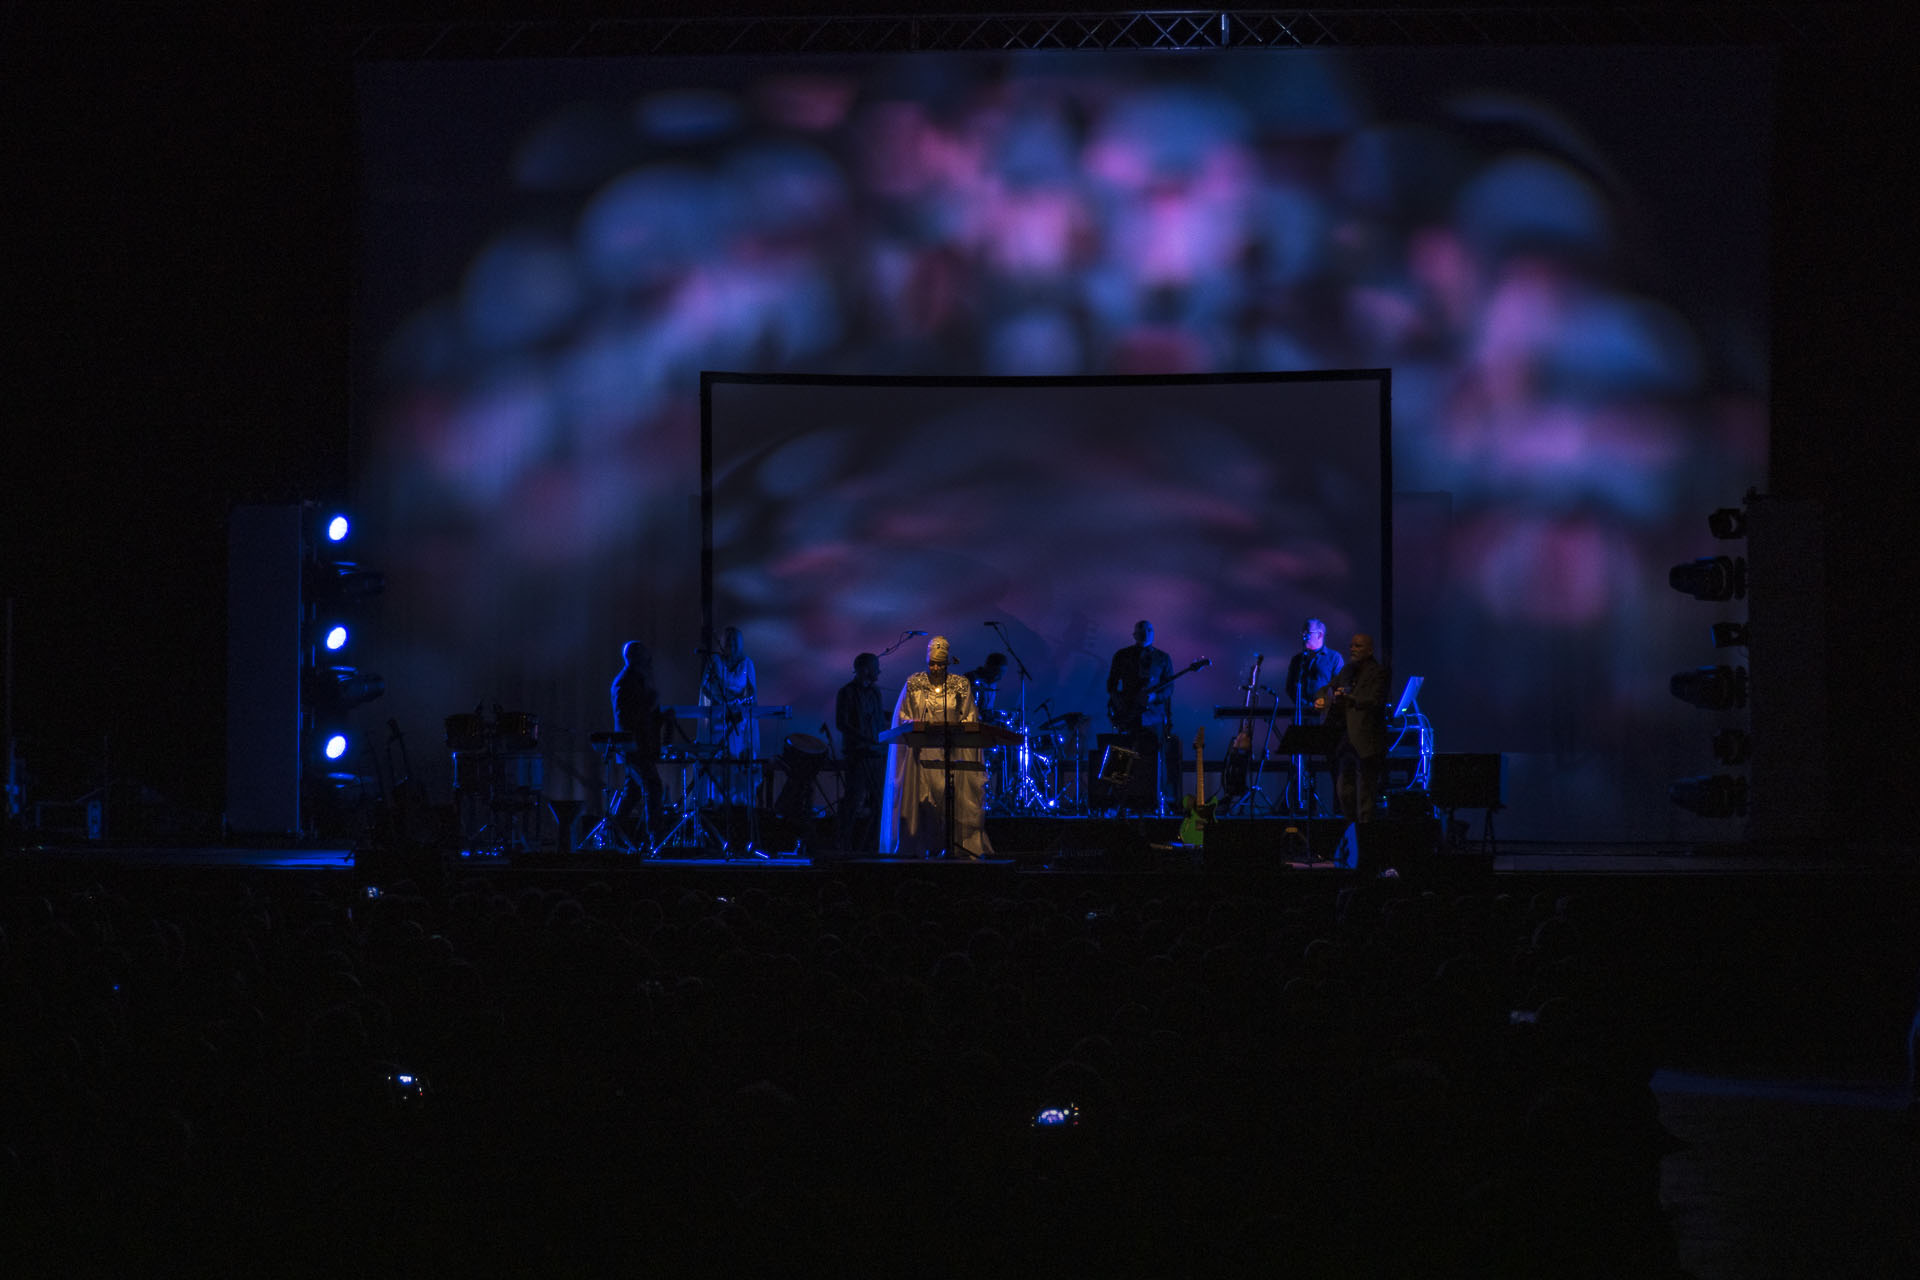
(700, 625, 760, 805)
(1106, 620, 1180, 812)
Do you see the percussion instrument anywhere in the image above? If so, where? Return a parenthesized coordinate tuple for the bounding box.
(589, 731, 636, 753)
(452, 750, 543, 796)
(773, 733, 829, 819)
(445, 713, 488, 752)
(496, 711, 540, 751)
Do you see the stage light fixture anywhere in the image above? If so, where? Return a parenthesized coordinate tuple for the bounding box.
(324, 733, 349, 761)
(327, 514, 350, 543)
(1710, 621, 1749, 649)
(324, 624, 348, 652)
(1711, 728, 1752, 765)
(308, 561, 385, 605)
(308, 665, 386, 713)
(1668, 555, 1746, 602)
(1707, 507, 1747, 540)
(1670, 665, 1748, 711)
(1669, 773, 1747, 818)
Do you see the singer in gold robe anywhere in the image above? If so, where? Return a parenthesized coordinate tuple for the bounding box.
(879, 635, 994, 859)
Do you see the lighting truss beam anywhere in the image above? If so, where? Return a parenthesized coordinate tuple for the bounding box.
(339, 7, 1851, 61)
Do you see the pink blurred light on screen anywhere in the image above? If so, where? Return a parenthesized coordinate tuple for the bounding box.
(1462, 514, 1628, 625)
(755, 75, 858, 132)
(979, 186, 1087, 278)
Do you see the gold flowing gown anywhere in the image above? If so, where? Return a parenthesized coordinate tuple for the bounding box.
(879, 670, 994, 858)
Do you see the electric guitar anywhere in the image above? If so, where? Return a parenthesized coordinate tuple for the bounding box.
(1176, 726, 1213, 846)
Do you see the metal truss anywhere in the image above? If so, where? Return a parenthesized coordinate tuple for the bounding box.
(340, 6, 1856, 61)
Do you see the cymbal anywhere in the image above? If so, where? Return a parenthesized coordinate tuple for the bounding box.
(1038, 711, 1087, 730)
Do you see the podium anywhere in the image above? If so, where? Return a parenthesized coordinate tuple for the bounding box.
(877, 720, 1020, 857)
(878, 721, 1023, 751)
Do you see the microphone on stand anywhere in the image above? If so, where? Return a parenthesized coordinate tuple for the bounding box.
(907, 629, 928, 636)
(984, 621, 999, 627)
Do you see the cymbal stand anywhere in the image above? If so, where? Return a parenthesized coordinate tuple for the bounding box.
(1008, 698, 1058, 815)
(985, 621, 1048, 815)
(698, 690, 766, 858)
(583, 736, 638, 853)
(1068, 717, 1086, 814)
(659, 758, 725, 854)
(654, 716, 722, 854)
(474, 758, 541, 856)
(719, 748, 766, 860)
(812, 721, 840, 820)
(1286, 663, 1327, 818)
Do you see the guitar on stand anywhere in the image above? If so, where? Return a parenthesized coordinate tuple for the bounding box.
(1219, 654, 1263, 811)
(1176, 726, 1212, 847)
(376, 719, 438, 851)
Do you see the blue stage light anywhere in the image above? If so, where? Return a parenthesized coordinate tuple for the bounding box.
(325, 624, 348, 651)
(324, 733, 349, 760)
(327, 514, 350, 542)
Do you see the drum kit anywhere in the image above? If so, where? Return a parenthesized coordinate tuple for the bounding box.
(444, 707, 545, 855)
(982, 708, 1088, 816)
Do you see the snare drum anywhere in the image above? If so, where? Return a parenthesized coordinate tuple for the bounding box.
(496, 711, 540, 751)
(773, 734, 827, 819)
(445, 713, 488, 752)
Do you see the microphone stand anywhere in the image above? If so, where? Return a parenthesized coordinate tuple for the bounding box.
(1246, 684, 1286, 816)
(939, 671, 957, 859)
(987, 621, 1039, 814)
(1292, 653, 1318, 817)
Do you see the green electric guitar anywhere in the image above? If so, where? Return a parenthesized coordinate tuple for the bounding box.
(1177, 726, 1213, 846)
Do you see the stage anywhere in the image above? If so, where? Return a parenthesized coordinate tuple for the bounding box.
(4, 823, 1908, 882)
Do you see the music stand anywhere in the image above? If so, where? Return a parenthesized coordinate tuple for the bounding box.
(1274, 721, 1338, 819)
(879, 720, 1017, 858)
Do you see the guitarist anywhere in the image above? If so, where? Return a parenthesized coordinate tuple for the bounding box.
(1106, 620, 1180, 813)
(1285, 618, 1344, 815)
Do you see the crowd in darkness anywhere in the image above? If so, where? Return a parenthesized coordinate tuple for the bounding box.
(2, 865, 1690, 1277)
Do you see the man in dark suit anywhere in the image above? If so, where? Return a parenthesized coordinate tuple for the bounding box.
(835, 652, 886, 851)
(1317, 633, 1389, 823)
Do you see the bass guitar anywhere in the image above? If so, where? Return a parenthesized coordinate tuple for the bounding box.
(1108, 657, 1212, 731)
(1176, 726, 1213, 846)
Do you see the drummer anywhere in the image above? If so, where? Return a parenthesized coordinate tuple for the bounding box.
(834, 652, 886, 851)
(964, 652, 1009, 719)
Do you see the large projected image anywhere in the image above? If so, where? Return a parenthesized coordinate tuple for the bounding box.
(355, 46, 1769, 839)
(707, 373, 1387, 759)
